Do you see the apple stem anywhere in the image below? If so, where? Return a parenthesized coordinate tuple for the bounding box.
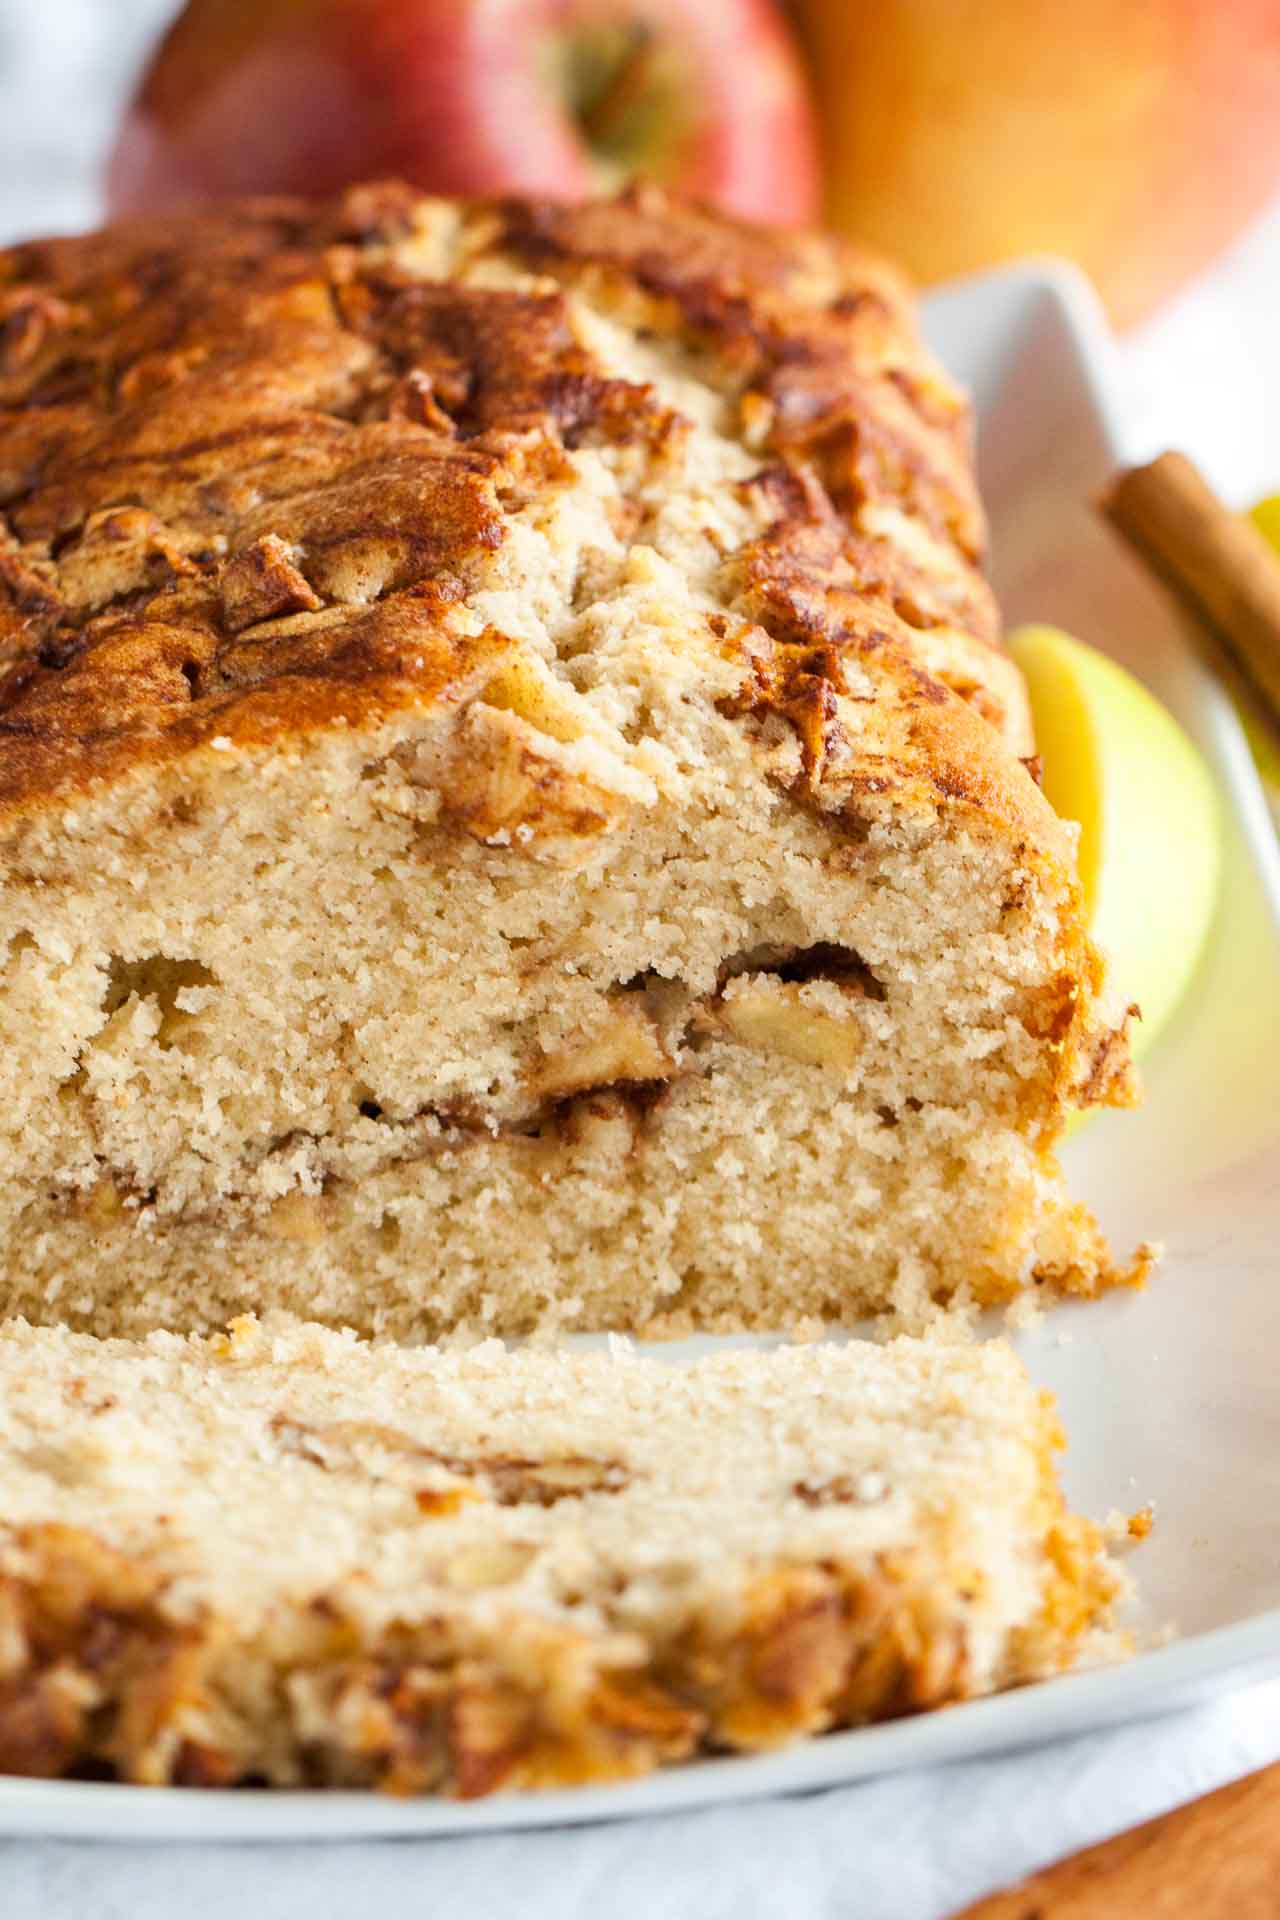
(577, 26, 659, 153)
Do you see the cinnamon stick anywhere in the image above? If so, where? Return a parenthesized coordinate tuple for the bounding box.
(953, 1760, 1280, 1919)
(1103, 450, 1280, 725)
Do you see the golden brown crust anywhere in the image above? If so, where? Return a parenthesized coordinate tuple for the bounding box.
(0, 1524, 210, 1784)
(493, 187, 991, 569)
(0, 1522, 1074, 1796)
(0, 181, 1039, 844)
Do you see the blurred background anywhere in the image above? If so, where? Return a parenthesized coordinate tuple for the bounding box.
(1, 0, 1279, 502)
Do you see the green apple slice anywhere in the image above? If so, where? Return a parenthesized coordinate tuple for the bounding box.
(1007, 623, 1220, 1062)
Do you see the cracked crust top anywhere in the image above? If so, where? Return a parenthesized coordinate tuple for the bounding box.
(0, 180, 1050, 856)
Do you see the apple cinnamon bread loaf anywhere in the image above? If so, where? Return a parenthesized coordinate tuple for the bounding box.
(0, 183, 1139, 1339)
(0, 1318, 1123, 1793)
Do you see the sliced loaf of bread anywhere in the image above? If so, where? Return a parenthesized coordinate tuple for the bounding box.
(0, 185, 1140, 1340)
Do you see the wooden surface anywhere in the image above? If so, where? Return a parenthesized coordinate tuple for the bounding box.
(954, 1761, 1280, 1917)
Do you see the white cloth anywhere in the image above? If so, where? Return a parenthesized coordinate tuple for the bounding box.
(1, 4, 1278, 1913)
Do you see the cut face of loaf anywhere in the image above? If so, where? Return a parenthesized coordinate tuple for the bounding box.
(0, 184, 1140, 1338)
(0, 1319, 1125, 1793)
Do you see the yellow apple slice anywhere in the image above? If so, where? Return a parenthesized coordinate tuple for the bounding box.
(1248, 492, 1280, 553)
(1007, 624, 1220, 1062)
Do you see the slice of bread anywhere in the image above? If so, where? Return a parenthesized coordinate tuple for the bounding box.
(0, 184, 1140, 1339)
(0, 1318, 1122, 1794)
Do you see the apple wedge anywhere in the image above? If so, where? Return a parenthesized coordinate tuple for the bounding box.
(1008, 623, 1220, 1061)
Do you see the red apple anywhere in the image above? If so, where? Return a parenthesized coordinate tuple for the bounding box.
(107, 0, 820, 228)
(790, 0, 1280, 328)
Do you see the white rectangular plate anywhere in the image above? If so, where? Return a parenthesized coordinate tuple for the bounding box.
(2, 261, 1278, 1841)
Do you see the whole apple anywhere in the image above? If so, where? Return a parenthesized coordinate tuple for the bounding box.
(790, 0, 1280, 327)
(108, 0, 820, 228)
